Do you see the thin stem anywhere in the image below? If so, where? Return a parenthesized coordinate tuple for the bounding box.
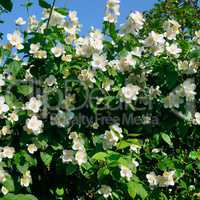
(46, 0, 56, 29)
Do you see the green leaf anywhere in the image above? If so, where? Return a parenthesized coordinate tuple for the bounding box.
(7, 61, 22, 76)
(56, 187, 64, 196)
(17, 85, 33, 96)
(0, 0, 13, 11)
(40, 152, 53, 168)
(97, 167, 110, 180)
(66, 163, 78, 175)
(116, 140, 131, 149)
(38, 0, 51, 8)
(128, 182, 147, 200)
(92, 152, 108, 161)
(189, 151, 200, 160)
(160, 132, 173, 147)
(128, 182, 136, 199)
(0, 194, 38, 200)
(55, 8, 68, 16)
(3, 176, 15, 192)
(136, 183, 148, 199)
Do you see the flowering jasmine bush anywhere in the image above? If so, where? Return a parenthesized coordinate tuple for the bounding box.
(0, 0, 200, 199)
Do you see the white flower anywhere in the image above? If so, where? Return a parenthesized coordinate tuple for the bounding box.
(1, 186, 8, 195)
(20, 170, 32, 187)
(195, 112, 200, 125)
(51, 44, 65, 57)
(182, 79, 196, 101)
(120, 165, 132, 181)
(145, 31, 165, 47)
(166, 43, 182, 57)
(120, 84, 140, 103)
(146, 172, 158, 186)
(25, 97, 42, 113)
(68, 11, 79, 24)
(78, 69, 96, 87)
(15, 17, 26, 25)
(132, 159, 139, 167)
(8, 112, 19, 123)
(43, 9, 65, 27)
(131, 47, 143, 57)
(104, 0, 120, 24)
(158, 171, 175, 187)
(110, 124, 123, 138)
(91, 54, 108, 71)
(61, 54, 72, 62)
(164, 93, 183, 109)
(62, 150, 74, 163)
(75, 29, 103, 57)
(7, 31, 24, 50)
(143, 31, 165, 55)
(27, 144, 38, 154)
(75, 150, 87, 165)
(104, 130, 119, 143)
(130, 144, 141, 153)
(52, 111, 74, 128)
(29, 43, 40, 54)
(2, 146, 15, 159)
(98, 185, 112, 198)
(0, 126, 12, 136)
(45, 75, 57, 86)
(163, 19, 181, 40)
(102, 79, 114, 91)
(121, 11, 145, 34)
(26, 115, 43, 135)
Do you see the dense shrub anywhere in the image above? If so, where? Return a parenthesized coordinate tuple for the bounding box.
(0, 0, 200, 199)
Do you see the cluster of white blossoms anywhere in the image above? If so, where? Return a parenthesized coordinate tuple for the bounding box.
(178, 60, 199, 74)
(146, 171, 175, 187)
(75, 28, 104, 57)
(62, 132, 87, 166)
(43, 9, 65, 27)
(65, 10, 80, 42)
(120, 84, 140, 104)
(20, 170, 32, 187)
(104, 0, 120, 24)
(164, 79, 196, 109)
(29, 43, 47, 59)
(103, 124, 123, 149)
(0, 146, 15, 161)
(121, 11, 145, 35)
(1, 0, 200, 198)
(78, 69, 96, 88)
(163, 19, 181, 40)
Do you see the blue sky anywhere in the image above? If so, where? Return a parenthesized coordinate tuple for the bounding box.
(1, 0, 158, 39)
